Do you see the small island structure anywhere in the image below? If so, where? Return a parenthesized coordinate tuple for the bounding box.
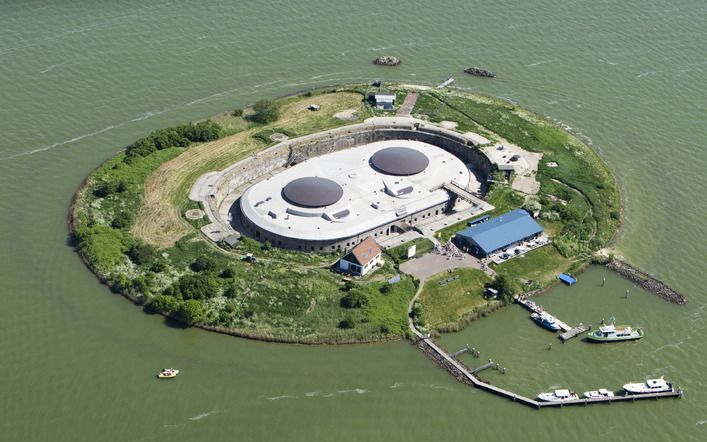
(69, 82, 684, 346)
(373, 55, 400, 66)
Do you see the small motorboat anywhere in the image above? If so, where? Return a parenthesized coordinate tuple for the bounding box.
(531, 312, 562, 331)
(583, 388, 615, 399)
(537, 389, 579, 402)
(157, 368, 180, 379)
(623, 377, 672, 394)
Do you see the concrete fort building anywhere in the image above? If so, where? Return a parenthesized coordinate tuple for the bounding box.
(192, 117, 495, 252)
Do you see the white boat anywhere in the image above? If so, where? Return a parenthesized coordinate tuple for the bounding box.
(587, 323, 643, 342)
(537, 389, 579, 402)
(623, 377, 672, 394)
(531, 312, 562, 331)
(157, 368, 179, 379)
(583, 388, 615, 399)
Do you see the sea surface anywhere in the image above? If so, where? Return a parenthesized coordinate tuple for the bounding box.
(1, 1, 706, 441)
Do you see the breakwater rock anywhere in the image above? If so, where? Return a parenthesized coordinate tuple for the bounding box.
(464, 66, 495, 78)
(373, 55, 401, 66)
(607, 259, 686, 305)
(417, 339, 474, 386)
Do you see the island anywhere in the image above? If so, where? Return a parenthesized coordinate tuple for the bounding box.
(69, 83, 683, 345)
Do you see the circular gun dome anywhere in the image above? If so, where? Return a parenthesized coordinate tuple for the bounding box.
(282, 177, 344, 207)
(370, 147, 429, 176)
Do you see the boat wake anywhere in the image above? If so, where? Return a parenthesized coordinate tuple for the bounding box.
(188, 410, 219, 421)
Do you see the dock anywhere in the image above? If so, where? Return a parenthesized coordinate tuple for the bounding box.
(560, 325, 590, 341)
(514, 295, 572, 333)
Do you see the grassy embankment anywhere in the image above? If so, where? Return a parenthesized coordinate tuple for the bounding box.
(404, 88, 619, 332)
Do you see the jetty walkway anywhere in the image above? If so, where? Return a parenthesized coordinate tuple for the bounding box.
(408, 288, 682, 409)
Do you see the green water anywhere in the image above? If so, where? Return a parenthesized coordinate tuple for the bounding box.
(1, 0, 705, 440)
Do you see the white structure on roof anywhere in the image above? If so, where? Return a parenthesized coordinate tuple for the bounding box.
(339, 237, 383, 276)
(373, 93, 396, 109)
(239, 139, 473, 251)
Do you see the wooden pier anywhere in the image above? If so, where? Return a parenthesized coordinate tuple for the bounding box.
(560, 325, 590, 341)
(407, 283, 681, 409)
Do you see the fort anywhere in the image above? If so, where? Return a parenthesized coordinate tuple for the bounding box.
(191, 116, 495, 252)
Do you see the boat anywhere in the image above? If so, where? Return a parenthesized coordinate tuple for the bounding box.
(583, 388, 615, 399)
(157, 368, 179, 379)
(586, 323, 643, 342)
(531, 312, 562, 331)
(537, 389, 579, 402)
(623, 377, 672, 394)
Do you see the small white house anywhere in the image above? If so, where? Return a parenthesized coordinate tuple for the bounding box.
(339, 237, 383, 277)
(373, 93, 396, 110)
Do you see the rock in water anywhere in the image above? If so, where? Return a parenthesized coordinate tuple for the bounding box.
(464, 66, 496, 78)
(373, 56, 401, 66)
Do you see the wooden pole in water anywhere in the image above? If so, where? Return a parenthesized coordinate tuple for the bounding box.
(602, 276, 606, 287)
(626, 289, 630, 299)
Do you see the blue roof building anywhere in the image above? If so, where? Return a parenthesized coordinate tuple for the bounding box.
(455, 209, 544, 257)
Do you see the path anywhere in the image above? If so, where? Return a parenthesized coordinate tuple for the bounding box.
(396, 92, 418, 117)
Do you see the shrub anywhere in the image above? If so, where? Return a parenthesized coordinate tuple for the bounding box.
(250, 99, 279, 124)
(126, 243, 156, 265)
(232, 109, 244, 117)
(338, 316, 355, 329)
(174, 300, 205, 326)
(168, 273, 220, 300)
(145, 294, 179, 313)
(220, 268, 235, 278)
(340, 291, 369, 308)
(111, 211, 133, 229)
(191, 255, 217, 272)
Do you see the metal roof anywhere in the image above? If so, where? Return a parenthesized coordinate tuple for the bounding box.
(282, 176, 343, 207)
(559, 274, 576, 285)
(456, 209, 543, 254)
(370, 147, 429, 176)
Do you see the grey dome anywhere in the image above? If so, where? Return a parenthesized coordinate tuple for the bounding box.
(370, 147, 429, 176)
(282, 177, 344, 207)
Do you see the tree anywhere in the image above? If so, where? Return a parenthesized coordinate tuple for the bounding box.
(174, 300, 205, 326)
(490, 274, 521, 303)
(111, 211, 133, 229)
(251, 99, 279, 124)
(340, 290, 369, 308)
(232, 108, 244, 117)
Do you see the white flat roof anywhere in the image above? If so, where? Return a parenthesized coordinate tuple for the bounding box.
(240, 140, 473, 241)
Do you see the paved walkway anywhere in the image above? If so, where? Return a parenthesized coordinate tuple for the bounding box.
(396, 92, 419, 117)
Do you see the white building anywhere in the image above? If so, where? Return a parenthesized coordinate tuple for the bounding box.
(339, 237, 382, 276)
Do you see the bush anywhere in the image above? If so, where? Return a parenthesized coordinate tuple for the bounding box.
(191, 255, 217, 272)
(145, 294, 179, 313)
(174, 300, 205, 326)
(338, 316, 355, 329)
(168, 273, 220, 300)
(126, 243, 156, 265)
(250, 99, 279, 124)
(220, 268, 235, 278)
(111, 211, 133, 229)
(340, 291, 369, 308)
(379, 284, 391, 294)
(232, 109, 244, 117)
(124, 121, 223, 162)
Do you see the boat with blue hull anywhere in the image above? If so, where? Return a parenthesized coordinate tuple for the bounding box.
(531, 312, 561, 331)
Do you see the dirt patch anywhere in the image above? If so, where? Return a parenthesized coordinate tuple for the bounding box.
(334, 108, 358, 120)
(270, 132, 289, 142)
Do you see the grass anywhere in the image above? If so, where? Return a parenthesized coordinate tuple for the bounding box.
(417, 269, 492, 330)
(387, 237, 435, 263)
(492, 244, 572, 285)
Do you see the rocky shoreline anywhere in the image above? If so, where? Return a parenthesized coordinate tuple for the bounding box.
(608, 259, 687, 305)
(417, 339, 474, 386)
